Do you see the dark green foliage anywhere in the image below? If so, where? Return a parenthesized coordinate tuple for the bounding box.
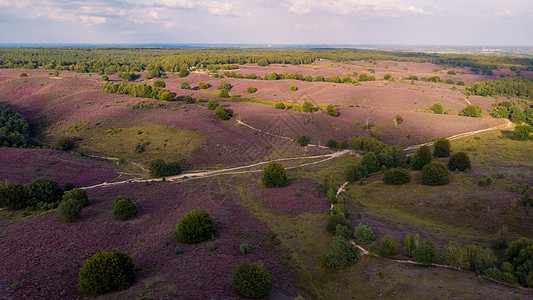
(101, 75, 109, 81)
(174, 209, 215, 244)
(469, 77, 533, 100)
(445, 79, 454, 85)
(354, 223, 376, 244)
(183, 95, 195, 104)
(326, 236, 358, 269)
(478, 175, 494, 187)
(511, 125, 533, 141)
(362, 152, 380, 173)
(421, 163, 449, 186)
(460, 104, 483, 117)
(180, 82, 191, 89)
(430, 103, 444, 114)
(218, 89, 230, 98)
(63, 182, 76, 192)
(160, 91, 174, 101)
(239, 243, 250, 255)
(207, 99, 219, 110)
(383, 168, 410, 184)
(484, 268, 517, 284)
(348, 136, 386, 153)
(377, 152, 394, 169)
(218, 81, 232, 91)
(290, 85, 298, 91)
(456, 81, 465, 86)
(62, 188, 89, 207)
(78, 250, 135, 294)
(433, 138, 451, 157)
(410, 145, 433, 170)
(404, 234, 415, 257)
(57, 198, 82, 223)
(301, 101, 314, 113)
(178, 66, 189, 78)
(511, 109, 526, 124)
(174, 247, 183, 255)
(0, 104, 32, 148)
(26, 177, 63, 207)
(296, 136, 309, 146)
(274, 102, 285, 109)
(448, 152, 471, 171)
(326, 214, 350, 235)
(444, 241, 470, 269)
(231, 260, 272, 298)
(413, 241, 439, 265)
(247, 86, 257, 94)
(395, 114, 403, 124)
(257, 59, 269, 66)
(53, 137, 76, 151)
(113, 196, 137, 221)
(326, 104, 338, 117)
(103, 81, 171, 100)
(214, 106, 230, 120)
(0, 183, 28, 209)
(19, 72, 27, 77)
(335, 225, 352, 240)
(378, 234, 398, 258)
(383, 74, 392, 80)
(504, 238, 533, 287)
(319, 174, 336, 192)
(447, 70, 456, 75)
(421, 76, 443, 83)
(381, 145, 408, 168)
(118, 72, 136, 81)
(326, 139, 344, 150)
(198, 82, 208, 89)
(261, 162, 288, 188)
(327, 188, 336, 205)
(153, 80, 166, 88)
(345, 163, 368, 183)
(358, 73, 376, 81)
(149, 159, 182, 177)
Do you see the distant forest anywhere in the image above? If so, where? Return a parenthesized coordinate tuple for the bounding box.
(0, 48, 532, 75)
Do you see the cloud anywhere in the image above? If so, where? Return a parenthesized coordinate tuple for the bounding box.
(286, 0, 432, 16)
(157, 0, 250, 16)
(158, 0, 195, 9)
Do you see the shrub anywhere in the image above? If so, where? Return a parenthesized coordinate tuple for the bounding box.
(257, 59, 269, 66)
(20, 72, 27, 77)
(301, 101, 314, 112)
(326, 236, 358, 269)
(421, 163, 449, 186)
(218, 89, 230, 98)
(232, 260, 272, 298)
(296, 136, 309, 146)
(218, 82, 232, 91)
(383, 74, 392, 80)
(478, 176, 494, 187)
(348, 136, 386, 153)
(395, 114, 403, 124)
(274, 102, 285, 109)
(382, 168, 410, 184)
(0, 183, 28, 209)
(484, 268, 517, 284)
(326, 139, 344, 150)
(101, 75, 109, 81)
(214, 106, 230, 120)
(326, 104, 338, 117)
(354, 223, 376, 244)
(160, 91, 174, 101)
(153, 80, 166, 88)
(198, 82, 208, 89)
(410, 145, 433, 170)
(57, 198, 82, 223)
(404, 234, 415, 257)
(448, 152, 471, 171)
(63, 182, 76, 192)
(456, 81, 465, 86)
(413, 241, 439, 265)
(430, 103, 444, 114)
(174, 247, 183, 255)
(460, 104, 483, 118)
(444, 241, 470, 269)
(362, 152, 380, 173)
(377, 152, 394, 169)
(289, 85, 298, 91)
(180, 82, 191, 90)
(335, 225, 352, 240)
(447, 70, 456, 75)
(207, 99, 219, 110)
(183, 95, 195, 104)
(112, 196, 137, 221)
(326, 214, 350, 235)
(239, 243, 250, 255)
(358, 73, 375, 81)
(378, 234, 398, 258)
(345, 163, 368, 183)
(78, 250, 135, 294)
(26, 177, 63, 207)
(445, 79, 454, 85)
(511, 125, 533, 141)
(62, 188, 89, 207)
(433, 138, 451, 157)
(149, 159, 182, 177)
(261, 162, 288, 188)
(174, 209, 216, 243)
(247, 86, 257, 94)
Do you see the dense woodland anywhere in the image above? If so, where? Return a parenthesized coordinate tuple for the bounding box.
(0, 104, 32, 148)
(0, 48, 532, 76)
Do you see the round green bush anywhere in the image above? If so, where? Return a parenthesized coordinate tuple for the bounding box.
(362, 152, 380, 173)
(353, 223, 376, 244)
(433, 138, 451, 158)
(448, 152, 471, 172)
(290, 85, 298, 91)
(296, 136, 309, 146)
(57, 198, 82, 223)
(207, 99, 219, 110)
(231, 260, 272, 298)
(413, 242, 439, 265)
(113, 196, 137, 221)
(174, 209, 216, 243)
(159, 91, 174, 101)
(239, 243, 250, 255)
(326, 214, 350, 235)
(214, 106, 230, 120)
(274, 102, 285, 109)
(421, 163, 449, 186)
(247, 86, 257, 94)
(261, 162, 288, 188)
(78, 250, 135, 294)
(301, 101, 314, 113)
(382, 168, 410, 184)
(430, 103, 444, 114)
(62, 188, 89, 207)
(410, 145, 433, 170)
(153, 80, 166, 88)
(63, 182, 76, 192)
(26, 177, 63, 207)
(198, 82, 208, 89)
(378, 234, 398, 258)
(218, 89, 230, 98)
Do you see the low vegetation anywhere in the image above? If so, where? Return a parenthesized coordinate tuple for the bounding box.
(174, 209, 216, 244)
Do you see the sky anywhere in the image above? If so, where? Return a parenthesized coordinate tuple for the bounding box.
(0, 0, 532, 45)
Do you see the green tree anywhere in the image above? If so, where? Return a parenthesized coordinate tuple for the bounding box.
(25, 177, 63, 207)
(160, 91, 174, 101)
(78, 250, 135, 294)
(378, 234, 398, 258)
(362, 152, 380, 173)
(296, 136, 309, 146)
(302, 101, 314, 113)
(433, 138, 451, 157)
(345, 163, 368, 183)
(62, 188, 89, 207)
(511, 109, 526, 124)
(207, 99, 219, 110)
(257, 59, 269, 66)
(274, 102, 285, 109)
(290, 85, 298, 91)
(326, 214, 350, 235)
(326, 104, 338, 117)
(354, 223, 376, 244)
(178, 66, 189, 78)
(460, 104, 483, 118)
(326, 235, 358, 269)
(410, 145, 433, 170)
(444, 241, 470, 269)
(511, 125, 533, 141)
(421, 163, 450, 186)
(57, 198, 82, 223)
(404, 234, 415, 257)
(261, 162, 288, 188)
(153, 80, 166, 88)
(180, 82, 191, 89)
(448, 152, 471, 171)
(413, 241, 439, 265)
(112, 196, 137, 221)
(395, 114, 403, 124)
(0, 183, 28, 209)
(218, 81, 232, 91)
(214, 106, 230, 120)
(198, 82, 208, 89)
(174, 209, 216, 243)
(430, 103, 444, 114)
(382, 168, 410, 184)
(247, 86, 257, 93)
(232, 260, 272, 298)
(218, 89, 230, 98)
